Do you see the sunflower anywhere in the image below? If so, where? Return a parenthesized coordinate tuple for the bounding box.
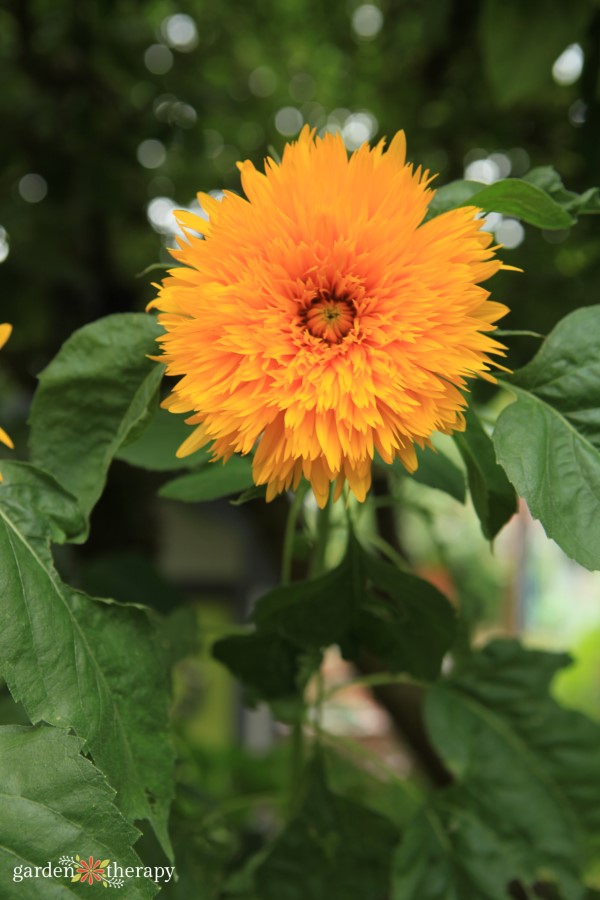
(0, 323, 14, 481)
(149, 127, 509, 507)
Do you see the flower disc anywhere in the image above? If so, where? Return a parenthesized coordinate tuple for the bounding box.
(149, 128, 509, 507)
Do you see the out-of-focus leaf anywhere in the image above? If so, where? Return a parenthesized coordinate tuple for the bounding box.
(353, 551, 456, 680)
(466, 179, 574, 228)
(494, 305, 600, 570)
(428, 179, 573, 228)
(480, 0, 593, 106)
(79, 551, 186, 612)
(409, 445, 466, 503)
(229, 485, 268, 505)
(453, 407, 517, 540)
(0, 725, 157, 898)
(393, 640, 599, 898)
(426, 180, 483, 217)
(117, 405, 204, 472)
(159, 455, 254, 502)
(29, 313, 164, 533)
(0, 468, 174, 857)
(524, 167, 600, 217)
(255, 759, 398, 900)
(212, 632, 303, 702)
(215, 536, 455, 704)
(253, 535, 456, 681)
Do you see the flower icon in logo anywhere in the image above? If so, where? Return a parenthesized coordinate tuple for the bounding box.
(59, 853, 123, 888)
(72, 855, 110, 886)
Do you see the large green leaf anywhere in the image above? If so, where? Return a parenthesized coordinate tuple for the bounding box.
(479, 0, 593, 107)
(524, 167, 600, 217)
(253, 534, 457, 681)
(0, 461, 84, 564)
(0, 725, 158, 899)
(159, 455, 255, 503)
(215, 536, 456, 706)
(493, 305, 600, 570)
(255, 759, 398, 900)
(453, 408, 517, 540)
(428, 179, 573, 228)
(393, 640, 600, 899)
(0, 465, 174, 856)
(29, 313, 164, 532)
(446, 641, 600, 849)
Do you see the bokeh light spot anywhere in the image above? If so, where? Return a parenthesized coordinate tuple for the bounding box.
(162, 14, 198, 52)
(144, 44, 173, 75)
(137, 139, 167, 169)
(147, 197, 177, 234)
(275, 107, 303, 136)
(19, 173, 48, 203)
(569, 99, 587, 127)
(488, 152, 511, 178)
(464, 158, 500, 184)
(342, 111, 378, 150)
(352, 4, 384, 39)
(248, 66, 278, 98)
(552, 44, 584, 86)
(0, 227, 9, 263)
(171, 102, 197, 128)
(495, 218, 525, 249)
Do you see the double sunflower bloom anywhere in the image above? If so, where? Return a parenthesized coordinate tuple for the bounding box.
(150, 127, 509, 507)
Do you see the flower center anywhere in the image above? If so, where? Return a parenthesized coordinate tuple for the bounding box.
(303, 293, 355, 344)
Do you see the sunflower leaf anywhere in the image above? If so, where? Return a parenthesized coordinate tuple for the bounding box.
(523, 166, 600, 216)
(465, 179, 574, 228)
(0, 460, 84, 564)
(493, 305, 600, 570)
(0, 465, 174, 858)
(393, 640, 599, 898)
(0, 725, 157, 898)
(408, 445, 466, 503)
(453, 407, 517, 540)
(428, 179, 573, 229)
(214, 537, 455, 706)
(29, 313, 164, 535)
(249, 535, 456, 682)
(255, 757, 398, 900)
(159, 455, 255, 502)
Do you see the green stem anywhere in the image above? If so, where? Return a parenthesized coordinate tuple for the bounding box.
(289, 715, 304, 812)
(281, 482, 308, 585)
(320, 671, 424, 704)
(309, 487, 333, 578)
(362, 532, 407, 570)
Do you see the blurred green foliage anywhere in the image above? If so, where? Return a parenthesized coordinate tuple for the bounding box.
(1, 0, 600, 378)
